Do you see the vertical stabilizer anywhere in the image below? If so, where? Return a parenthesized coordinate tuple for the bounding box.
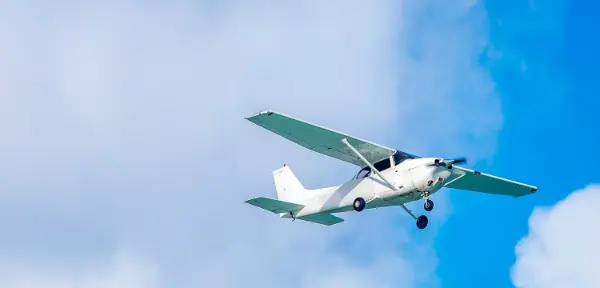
(273, 165, 307, 204)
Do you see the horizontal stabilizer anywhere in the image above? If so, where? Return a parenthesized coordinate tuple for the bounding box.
(245, 197, 304, 214)
(298, 213, 344, 226)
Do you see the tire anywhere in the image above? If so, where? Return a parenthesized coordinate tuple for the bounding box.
(353, 197, 366, 212)
(416, 215, 428, 229)
(424, 199, 434, 212)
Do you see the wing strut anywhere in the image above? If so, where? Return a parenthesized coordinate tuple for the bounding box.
(341, 138, 417, 220)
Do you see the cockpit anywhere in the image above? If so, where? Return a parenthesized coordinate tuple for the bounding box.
(354, 150, 418, 179)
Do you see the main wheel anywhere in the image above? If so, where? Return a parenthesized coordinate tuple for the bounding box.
(353, 197, 366, 212)
(424, 199, 434, 212)
(416, 215, 428, 229)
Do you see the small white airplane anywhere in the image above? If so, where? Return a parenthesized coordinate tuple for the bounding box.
(245, 110, 538, 229)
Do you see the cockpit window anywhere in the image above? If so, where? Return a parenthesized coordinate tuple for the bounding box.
(354, 151, 418, 179)
(393, 151, 417, 165)
(355, 156, 391, 179)
(373, 157, 392, 171)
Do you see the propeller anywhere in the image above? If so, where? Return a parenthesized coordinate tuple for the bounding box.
(429, 157, 467, 168)
(448, 157, 467, 165)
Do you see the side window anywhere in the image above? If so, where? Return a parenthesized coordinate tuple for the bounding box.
(373, 158, 391, 171)
(356, 168, 370, 179)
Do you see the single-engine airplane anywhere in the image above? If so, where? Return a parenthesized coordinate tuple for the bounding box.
(245, 110, 538, 229)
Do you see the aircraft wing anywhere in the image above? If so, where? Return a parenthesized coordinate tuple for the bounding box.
(444, 166, 538, 197)
(246, 110, 397, 167)
(298, 213, 344, 226)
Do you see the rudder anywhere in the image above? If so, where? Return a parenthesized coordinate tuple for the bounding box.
(272, 165, 306, 204)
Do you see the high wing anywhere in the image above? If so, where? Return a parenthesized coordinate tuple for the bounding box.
(246, 110, 397, 167)
(444, 166, 538, 197)
(298, 213, 344, 226)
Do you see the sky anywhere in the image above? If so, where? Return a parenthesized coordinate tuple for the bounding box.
(0, 0, 597, 288)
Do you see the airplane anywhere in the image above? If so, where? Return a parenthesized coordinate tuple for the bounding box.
(244, 110, 538, 229)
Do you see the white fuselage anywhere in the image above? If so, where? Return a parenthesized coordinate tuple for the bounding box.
(284, 158, 451, 219)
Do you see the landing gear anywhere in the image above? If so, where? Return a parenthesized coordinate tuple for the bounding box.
(415, 191, 433, 229)
(424, 199, 434, 212)
(421, 191, 434, 212)
(416, 215, 428, 229)
(353, 197, 366, 212)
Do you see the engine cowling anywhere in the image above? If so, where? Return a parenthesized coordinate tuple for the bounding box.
(409, 165, 451, 192)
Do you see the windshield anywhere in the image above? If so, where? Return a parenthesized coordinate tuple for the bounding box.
(393, 151, 417, 164)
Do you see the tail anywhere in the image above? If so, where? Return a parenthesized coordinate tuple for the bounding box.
(272, 165, 307, 204)
(247, 165, 346, 226)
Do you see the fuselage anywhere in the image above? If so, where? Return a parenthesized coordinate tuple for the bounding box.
(284, 157, 452, 219)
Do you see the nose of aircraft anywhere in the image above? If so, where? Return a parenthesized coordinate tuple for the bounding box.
(427, 157, 467, 169)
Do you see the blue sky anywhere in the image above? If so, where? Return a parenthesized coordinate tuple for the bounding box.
(0, 1, 598, 287)
(434, 0, 599, 287)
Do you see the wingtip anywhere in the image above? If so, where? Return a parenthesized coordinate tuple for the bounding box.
(245, 110, 275, 120)
(245, 197, 259, 204)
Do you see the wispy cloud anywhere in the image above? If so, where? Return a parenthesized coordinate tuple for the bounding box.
(0, 0, 500, 287)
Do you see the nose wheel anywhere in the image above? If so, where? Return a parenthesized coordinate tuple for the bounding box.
(416, 192, 433, 229)
(421, 191, 434, 212)
(424, 199, 434, 211)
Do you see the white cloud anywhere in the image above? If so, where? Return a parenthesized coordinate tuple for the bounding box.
(0, 249, 159, 288)
(300, 255, 414, 288)
(511, 184, 600, 288)
(0, 0, 500, 287)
